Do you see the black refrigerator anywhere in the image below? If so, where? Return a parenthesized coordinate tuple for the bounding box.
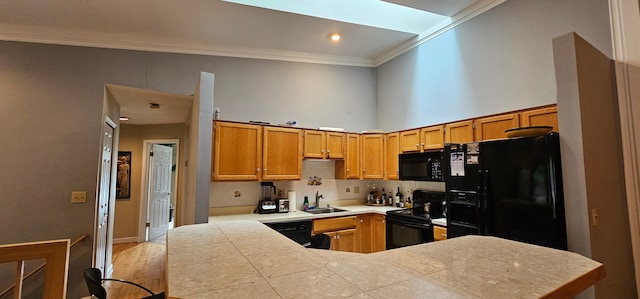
(445, 133, 567, 250)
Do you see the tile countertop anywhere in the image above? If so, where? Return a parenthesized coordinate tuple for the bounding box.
(166, 220, 605, 299)
(208, 204, 402, 223)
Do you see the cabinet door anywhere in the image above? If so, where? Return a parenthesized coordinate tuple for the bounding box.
(520, 106, 559, 132)
(357, 215, 373, 253)
(421, 125, 445, 150)
(399, 129, 421, 153)
(433, 225, 447, 241)
(474, 113, 520, 141)
(336, 229, 358, 252)
(385, 133, 400, 180)
(212, 121, 262, 181)
(361, 134, 384, 179)
(326, 132, 345, 159)
(303, 130, 326, 159)
(372, 214, 386, 252)
(336, 134, 360, 179)
(262, 126, 302, 180)
(445, 120, 475, 144)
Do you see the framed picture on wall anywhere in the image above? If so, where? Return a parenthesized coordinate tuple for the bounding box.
(116, 151, 131, 199)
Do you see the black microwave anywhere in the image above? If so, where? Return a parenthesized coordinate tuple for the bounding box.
(398, 151, 444, 181)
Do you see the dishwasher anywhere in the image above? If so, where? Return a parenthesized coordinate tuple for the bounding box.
(264, 220, 313, 246)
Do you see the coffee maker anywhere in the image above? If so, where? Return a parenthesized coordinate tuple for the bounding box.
(257, 182, 277, 214)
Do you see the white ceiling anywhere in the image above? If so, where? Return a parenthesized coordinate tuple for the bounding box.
(1, 0, 502, 125)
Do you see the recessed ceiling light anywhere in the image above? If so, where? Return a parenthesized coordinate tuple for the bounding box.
(329, 33, 341, 42)
(120, 116, 130, 121)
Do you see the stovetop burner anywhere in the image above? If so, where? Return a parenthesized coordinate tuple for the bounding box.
(387, 208, 443, 223)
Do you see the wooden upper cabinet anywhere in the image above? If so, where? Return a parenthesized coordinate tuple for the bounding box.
(445, 120, 475, 144)
(520, 106, 559, 132)
(326, 132, 346, 159)
(336, 134, 360, 179)
(303, 130, 326, 159)
(474, 113, 520, 141)
(384, 133, 400, 180)
(361, 134, 384, 179)
(399, 129, 421, 153)
(421, 125, 445, 150)
(212, 121, 262, 181)
(262, 126, 302, 180)
(400, 125, 445, 153)
(303, 130, 346, 159)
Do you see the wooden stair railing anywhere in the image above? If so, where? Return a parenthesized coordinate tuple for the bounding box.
(0, 234, 88, 299)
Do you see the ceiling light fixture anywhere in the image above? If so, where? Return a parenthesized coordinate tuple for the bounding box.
(329, 33, 341, 42)
(120, 116, 130, 121)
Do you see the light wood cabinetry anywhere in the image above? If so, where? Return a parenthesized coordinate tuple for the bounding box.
(474, 113, 520, 141)
(361, 134, 384, 179)
(399, 125, 445, 152)
(357, 214, 386, 253)
(520, 106, 559, 132)
(212, 121, 262, 181)
(262, 126, 303, 180)
(445, 120, 475, 144)
(313, 216, 358, 252)
(325, 229, 357, 252)
(336, 134, 360, 179)
(303, 130, 345, 159)
(433, 225, 447, 241)
(384, 133, 400, 180)
(421, 125, 445, 150)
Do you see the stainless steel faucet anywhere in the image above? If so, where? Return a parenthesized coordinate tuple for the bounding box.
(315, 191, 324, 208)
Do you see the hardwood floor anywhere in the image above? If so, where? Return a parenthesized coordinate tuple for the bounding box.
(104, 239, 166, 299)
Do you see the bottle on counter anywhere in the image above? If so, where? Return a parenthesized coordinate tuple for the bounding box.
(406, 196, 412, 209)
(381, 189, 386, 205)
(303, 195, 309, 211)
(395, 187, 401, 207)
(388, 192, 394, 206)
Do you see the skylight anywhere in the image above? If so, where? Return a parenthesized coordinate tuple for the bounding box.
(223, 0, 450, 34)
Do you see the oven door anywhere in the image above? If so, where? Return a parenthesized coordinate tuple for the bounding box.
(385, 215, 434, 250)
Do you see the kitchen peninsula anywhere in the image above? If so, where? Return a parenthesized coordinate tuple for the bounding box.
(166, 220, 605, 299)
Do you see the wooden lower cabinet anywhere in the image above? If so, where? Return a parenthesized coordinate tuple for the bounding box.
(357, 214, 386, 253)
(326, 229, 357, 252)
(433, 225, 447, 241)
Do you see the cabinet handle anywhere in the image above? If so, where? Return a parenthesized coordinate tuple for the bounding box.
(382, 220, 385, 223)
(360, 219, 363, 223)
(416, 143, 419, 148)
(347, 168, 350, 172)
(337, 235, 340, 240)
(363, 168, 366, 173)
(257, 168, 261, 172)
(322, 150, 325, 153)
(421, 143, 425, 149)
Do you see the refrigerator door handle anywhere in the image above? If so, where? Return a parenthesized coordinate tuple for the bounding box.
(481, 169, 489, 234)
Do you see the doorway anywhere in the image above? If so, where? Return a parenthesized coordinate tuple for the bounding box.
(139, 139, 180, 242)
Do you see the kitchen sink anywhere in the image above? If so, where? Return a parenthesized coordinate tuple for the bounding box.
(304, 207, 348, 214)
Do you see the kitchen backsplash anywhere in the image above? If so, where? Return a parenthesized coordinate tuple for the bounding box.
(210, 160, 445, 209)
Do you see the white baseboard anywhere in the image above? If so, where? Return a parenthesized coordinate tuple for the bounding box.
(113, 237, 138, 244)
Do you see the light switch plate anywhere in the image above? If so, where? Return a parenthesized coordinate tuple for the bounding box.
(71, 191, 87, 203)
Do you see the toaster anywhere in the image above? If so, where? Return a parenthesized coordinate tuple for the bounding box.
(257, 199, 278, 214)
(277, 199, 290, 213)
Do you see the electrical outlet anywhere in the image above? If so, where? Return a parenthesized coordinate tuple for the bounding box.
(354, 186, 359, 193)
(71, 191, 87, 203)
(277, 189, 285, 197)
(591, 208, 599, 226)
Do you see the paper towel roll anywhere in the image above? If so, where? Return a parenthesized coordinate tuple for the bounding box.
(288, 191, 297, 212)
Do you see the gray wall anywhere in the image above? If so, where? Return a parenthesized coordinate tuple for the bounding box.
(376, 0, 612, 132)
(0, 41, 376, 298)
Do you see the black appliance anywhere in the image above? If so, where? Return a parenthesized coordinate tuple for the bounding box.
(444, 133, 567, 250)
(398, 151, 444, 181)
(386, 190, 445, 249)
(257, 182, 278, 214)
(264, 220, 312, 246)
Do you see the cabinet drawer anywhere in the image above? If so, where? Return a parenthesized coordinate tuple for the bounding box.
(433, 225, 447, 241)
(313, 216, 357, 234)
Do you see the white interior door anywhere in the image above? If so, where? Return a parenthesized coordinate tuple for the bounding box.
(95, 122, 114, 275)
(148, 144, 173, 241)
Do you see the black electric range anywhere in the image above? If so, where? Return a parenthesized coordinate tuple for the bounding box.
(386, 190, 446, 249)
